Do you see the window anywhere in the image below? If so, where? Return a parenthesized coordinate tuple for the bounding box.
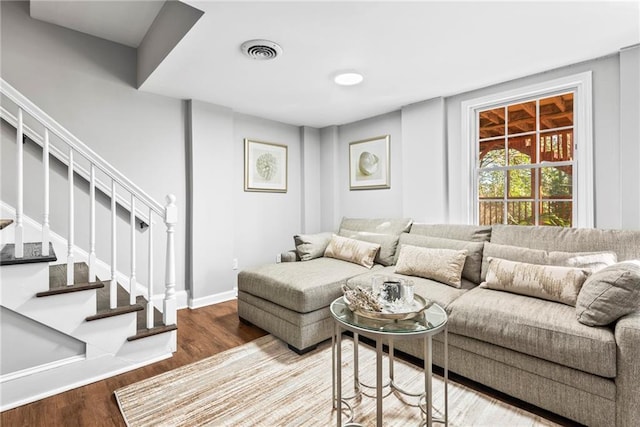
(477, 93, 575, 226)
(461, 72, 593, 228)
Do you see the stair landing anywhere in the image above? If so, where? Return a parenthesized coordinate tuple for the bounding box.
(0, 243, 56, 265)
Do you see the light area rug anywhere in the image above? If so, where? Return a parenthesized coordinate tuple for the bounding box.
(115, 335, 560, 427)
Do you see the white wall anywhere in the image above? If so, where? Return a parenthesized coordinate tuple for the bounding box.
(334, 111, 404, 223)
(187, 103, 305, 303)
(619, 44, 640, 229)
(233, 113, 303, 268)
(401, 98, 448, 222)
(0, 1, 187, 297)
(1, 307, 84, 376)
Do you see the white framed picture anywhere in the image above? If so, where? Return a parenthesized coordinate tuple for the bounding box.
(349, 135, 390, 190)
(244, 139, 288, 193)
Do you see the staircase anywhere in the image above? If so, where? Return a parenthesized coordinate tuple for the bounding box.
(0, 79, 178, 410)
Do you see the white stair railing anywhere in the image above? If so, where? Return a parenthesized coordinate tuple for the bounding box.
(0, 78, 177, 329)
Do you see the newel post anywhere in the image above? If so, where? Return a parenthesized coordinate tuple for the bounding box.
(163, 194, 177, 325)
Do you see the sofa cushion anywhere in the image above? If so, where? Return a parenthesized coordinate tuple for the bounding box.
(490, 224, 640, 261)
(397, 233, 485, 284)
(481, 242, 616, 281)
(395, 244, 467, 288)
(576, 260, 640, 326)
(345, 266, 472, 311)
(237, 257, 382, 313)
(409, 223, 492, 242)
(339, 217, 412, 235)
(294, 232, 333, 261)
(481, 257, 590, 306)
(448, 287, 617, 378)
(324, 235, 380, 268)
(338, 229, 399, 266)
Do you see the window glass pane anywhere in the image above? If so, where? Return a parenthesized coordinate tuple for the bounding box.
(479, 201, 504, 225)
(507, 137, 535, 165)
(507, 201, 534, 225)
(508, 168, 532, 198)
(540, 130, 573, 162)
(508, 101, 536, 134)
(479, 170, 504, 198)
(540, 93, 573, 130)
(479, 139, 505, 167)
(540, 166, 572, 198)
(479, 107, 505, 138)
(540, 201, 572, 227)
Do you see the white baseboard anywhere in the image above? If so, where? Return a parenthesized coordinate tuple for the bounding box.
(188, 289, 237, 309)
(0, 352, 172, 412)
(150, 290, 189, 311)
(0, 355, 85, 384)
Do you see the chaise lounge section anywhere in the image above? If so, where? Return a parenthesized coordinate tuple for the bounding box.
(238, 219, 640, 426)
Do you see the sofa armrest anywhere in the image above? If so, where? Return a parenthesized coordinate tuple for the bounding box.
(280, 250, 299, 262)
(615, 311, 640, 427)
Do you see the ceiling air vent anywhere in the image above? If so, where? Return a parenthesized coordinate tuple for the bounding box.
(241, 39, 282, 60)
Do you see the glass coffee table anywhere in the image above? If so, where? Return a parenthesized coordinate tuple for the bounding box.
(330, 296, 448, 427)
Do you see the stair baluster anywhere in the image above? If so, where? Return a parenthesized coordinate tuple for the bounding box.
(147, 206, 154, 329)
(15, 108, 24, 258)
(42, 128, 50, 256)
(130, 194, 137, 305)
(66, 149, 74, 286)
(110, 180, 117, 309)
(88, 164, 96, 282)
(163, 194, 177, 325)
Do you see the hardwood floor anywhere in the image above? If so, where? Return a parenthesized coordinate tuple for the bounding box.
(0, 300, 267, 427)
(2, 300, 578, 427)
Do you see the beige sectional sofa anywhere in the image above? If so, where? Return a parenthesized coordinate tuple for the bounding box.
(237, 219, 640, 427)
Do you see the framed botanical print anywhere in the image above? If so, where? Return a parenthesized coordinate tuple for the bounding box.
(244, 139, 288, 192)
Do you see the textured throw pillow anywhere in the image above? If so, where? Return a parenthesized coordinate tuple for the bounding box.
(549, 251, 617, 271)
(481, 243, 617, 281)
(394, 244, 468, 288)
(294, 232, 333, 261)
(397, 233, 485, 284)
(481, 257, 591, 306)
(576, 260, 640, 326)
(324, 235, 381, 269)
(338, 229, 400, 267)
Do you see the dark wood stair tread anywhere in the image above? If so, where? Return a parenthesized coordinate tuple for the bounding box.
(37, 281, 105, 297)
(0, 242, 56, 265)
(86, 304, 144, 321)
(44, 262, 178, 340)
(128, 324, 177, 341)
(0, 219, 13, 230)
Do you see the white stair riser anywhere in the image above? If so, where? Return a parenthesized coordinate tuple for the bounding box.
(77, 313, 138, 357)
(117, 330, 177, 363)
(0, 263, 50, 303)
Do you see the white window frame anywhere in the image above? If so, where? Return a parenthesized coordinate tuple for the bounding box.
(461, 72, 594, 228)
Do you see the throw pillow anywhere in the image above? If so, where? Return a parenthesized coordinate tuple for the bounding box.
(548, 251, 617, 272)
(481, 257, 591, 306)
(576, 260, 640, 326)
(481, 243, 617, 281)
(394, 244, 468, 288)
(324, 235, 381, 269)
(397, 233, 485, 284)
(338, 229, 400, 267)
(294, 232, 333, 261)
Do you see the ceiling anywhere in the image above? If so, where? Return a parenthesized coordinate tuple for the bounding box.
(30, 1, 640, 128)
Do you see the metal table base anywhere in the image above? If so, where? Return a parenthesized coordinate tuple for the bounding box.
(333, 324, 448, 427)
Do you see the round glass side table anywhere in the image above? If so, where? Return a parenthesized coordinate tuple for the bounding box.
(330, 296, 448, 427)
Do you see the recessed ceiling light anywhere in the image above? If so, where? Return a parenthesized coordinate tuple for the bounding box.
(334, 72, 364, 86)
